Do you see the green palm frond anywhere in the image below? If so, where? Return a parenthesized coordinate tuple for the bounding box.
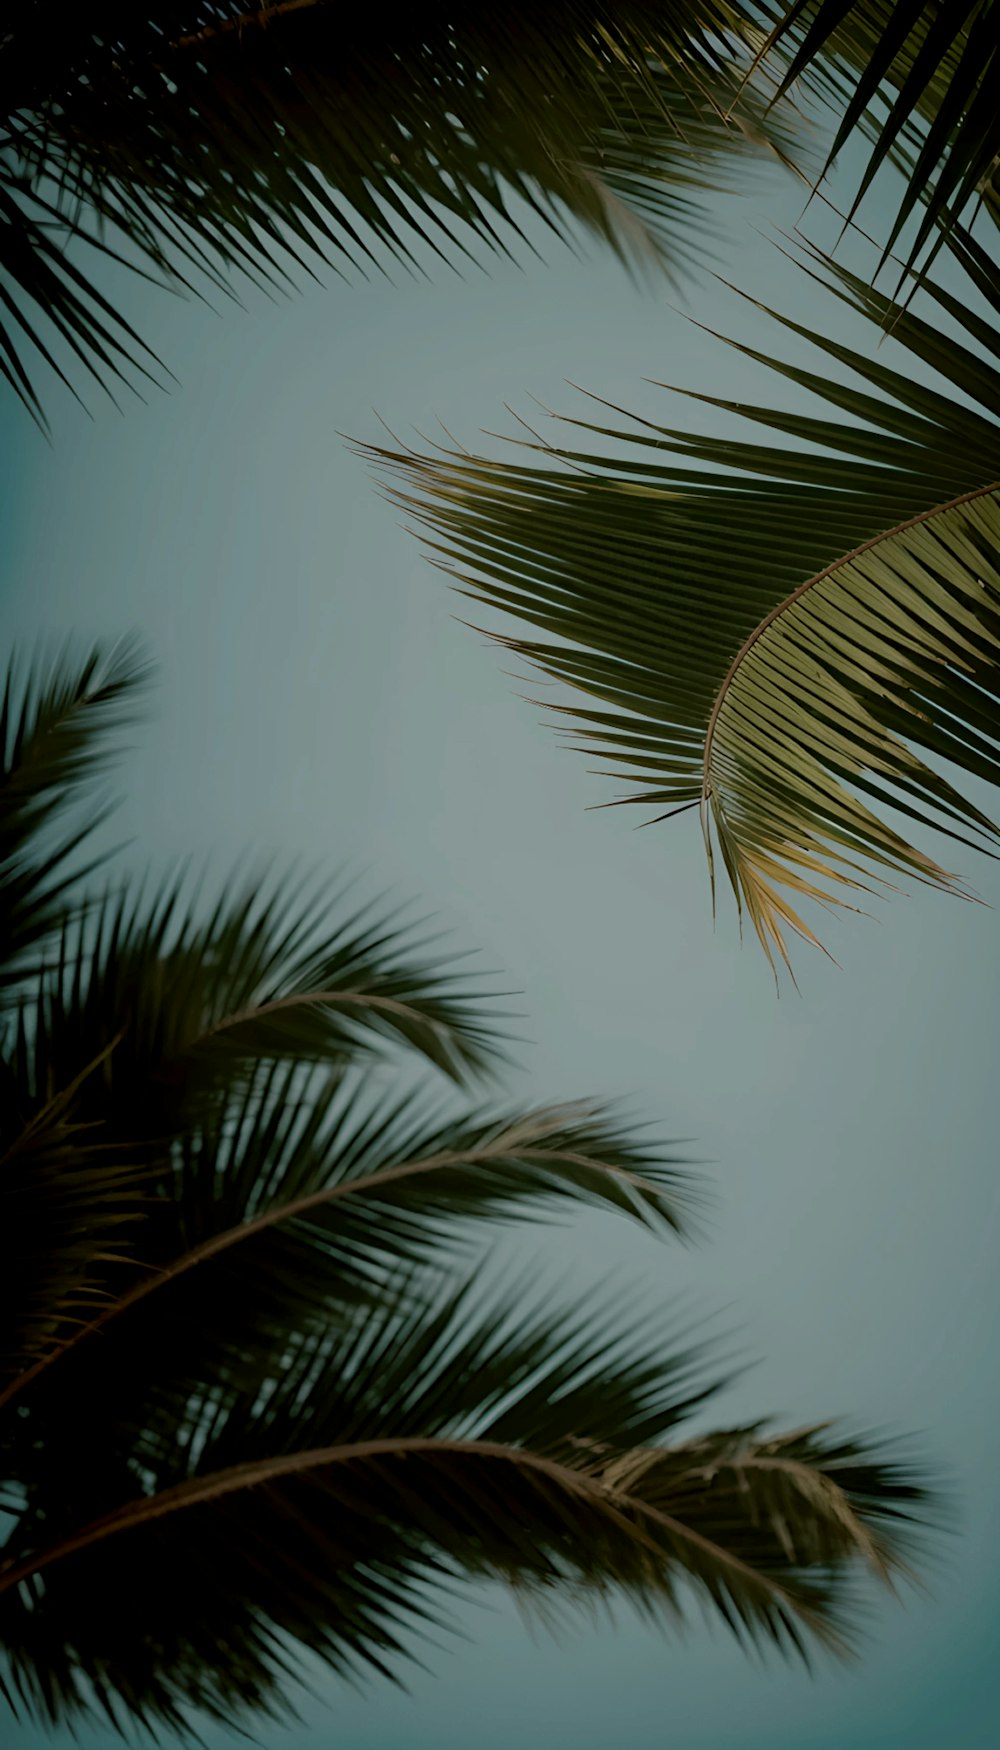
(363, 231, 1000, 972)
(0, 872, 522, 1388)
(0, 638, 938, 1736)
(27, 864, 514, 1105)
(758, 0, 1000, 284)
(1, 2, 803, 423)
(0, 1062, 697, 1415)
(0, 637, 151, 991)
(0, 1270, 930, 1737)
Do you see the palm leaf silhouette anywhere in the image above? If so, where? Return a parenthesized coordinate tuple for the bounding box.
(0, 1268, 928, 1737)
(0, 639, 934, 1735)
(1, 1, 800, 424)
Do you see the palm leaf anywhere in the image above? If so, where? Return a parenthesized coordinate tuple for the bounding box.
(26, 863, 514, 1106)
(0, 632, 938, 1737)
(0, 637, 151, 992)
(0, 1064, 698, 1415)
(362, 230, 1000, 972)
(0, 1270, 930, 1737)
(0, 865, 523, 1388)
(2, 2, 803, 422)
(0, 1023, 151, 1385)
(757, 0, 1000, 285)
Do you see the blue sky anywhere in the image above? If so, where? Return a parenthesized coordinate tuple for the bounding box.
(2, 142, 1000, 1748)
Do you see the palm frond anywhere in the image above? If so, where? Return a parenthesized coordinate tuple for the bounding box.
(0, 1061, 698, 1422)
(363, 230, 1000, 971)
(0, 637, 151, 991)
(0, 622, 940, 1736)
(0, 1271, 932, 1737)
(0, 866, 530, 1392)
(0, 1023, 151, 1385)
(2, 2, 803, 421)
(26, 864, 514, 1115)
(757, 0, 1000, 285)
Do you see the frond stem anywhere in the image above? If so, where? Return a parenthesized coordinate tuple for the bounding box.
(174, 1, 331, 52)
(700, 476, 1000, 803)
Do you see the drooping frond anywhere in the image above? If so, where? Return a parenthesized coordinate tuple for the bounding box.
(1, 1, 803, 423)
(362, 232, 1000, 971)
(0, 1270, 931, 1737)
(25, 864, 515, 1111)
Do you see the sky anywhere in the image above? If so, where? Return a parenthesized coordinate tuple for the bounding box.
(2, 134, 1000, 1750)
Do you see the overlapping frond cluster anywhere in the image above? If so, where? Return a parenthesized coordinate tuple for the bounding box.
(6, 3, 999, 423)
(0, 644, 931, 1736)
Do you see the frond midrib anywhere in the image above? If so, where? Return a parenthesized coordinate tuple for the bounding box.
(700, 474, 1000, 803)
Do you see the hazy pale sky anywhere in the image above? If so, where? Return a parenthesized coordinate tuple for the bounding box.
(2, 142, 999, 1749)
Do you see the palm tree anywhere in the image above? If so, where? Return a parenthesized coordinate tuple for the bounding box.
(0, 640, 929, 1739)
(1, 1, 806, 427)
(364, 214, 1000, 975)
